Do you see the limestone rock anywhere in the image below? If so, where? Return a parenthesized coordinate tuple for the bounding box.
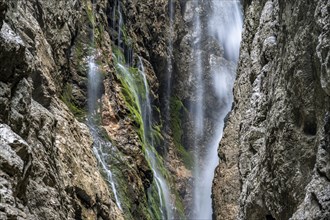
(213, 0, 330, 219)
(0, 0, 124, 219)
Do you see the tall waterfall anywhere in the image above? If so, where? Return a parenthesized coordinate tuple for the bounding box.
(192, 0, 243, 219)
(87, 56, 123, 210)
(164, 0, 175, 129)
(114, 58, 174, 219)
(86, 1, 122, 211)
(139, 57, 173, 219)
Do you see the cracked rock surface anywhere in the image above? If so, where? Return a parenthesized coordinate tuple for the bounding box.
(212, 0, 330, 219)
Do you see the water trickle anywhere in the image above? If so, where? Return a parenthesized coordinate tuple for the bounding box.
(89, 122, 122, 211)
(87, 56, 101, 115)
(117, 2, 123, 47)
(111, 1, 175, 216)
(87, 56, 122, 210)
(138, 57, 174, 219)
(87, 1, 122, 211)
(116, 57, 174, 219)
(192, 0, 243, 219)
(164, 0, 175, 131)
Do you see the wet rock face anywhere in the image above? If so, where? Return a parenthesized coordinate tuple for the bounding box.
(119, 0, 195, 216)
(0, 0, 123, 219)
(213, 0, 330, 219)
(1, 0, 191, 218)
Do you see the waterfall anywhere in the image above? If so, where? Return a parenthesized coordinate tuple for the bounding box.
(138, 57, 174, 219)
(115, 57, 174, 219)
(87, 56, 100, 115)
(192, 5, 205, 217)
(86, 1, 122, 211)
(87, 56, 123, 211)
(192, 5, 204, 135)
(192, 0, 243, 219)
(208, 0, 243, 62)
(164, 0, 175, 129)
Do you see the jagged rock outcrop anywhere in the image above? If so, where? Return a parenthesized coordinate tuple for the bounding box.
(213, 0, 330, 219)
(0, 0, 125, 219)
(0, 0, 195, 219)
(119, 0, 195, 216)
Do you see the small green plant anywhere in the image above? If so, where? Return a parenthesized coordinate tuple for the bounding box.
(151, 124, 164, 146)
(111, 43, 186, 219)
(170, 96, 193, 169)
(60, 83, 86, 119)
(85, 0, 95, 26)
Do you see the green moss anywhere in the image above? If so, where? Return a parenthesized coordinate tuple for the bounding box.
(151, 124, 164, 146)
(174, 189, 186, 220)
(147, 183, 164, 220)
(112, 48, 165, 218)
(111, 45, 187, 219)
(96, 144, 150, 220)
(60, 83, 86, 120)
(85, 0, 95, 26)
(170, 96, 194, 169)
(112, 47, 147, 143)
(113, 46, 126, 63)
(121, 25, 132, 47)
(96, 25, 105, 46)
(75, 41, 84, 59)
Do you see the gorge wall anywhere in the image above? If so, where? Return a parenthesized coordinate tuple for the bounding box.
(1, 0, 329, 219)
(0, 0, 125, 219)
(212, 0, 330, 219)
(0, 0, 191, 219)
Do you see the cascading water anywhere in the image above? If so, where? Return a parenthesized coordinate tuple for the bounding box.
(192, 5, 204, 136)
(138, 58, 173, 219)
(192, 5, 205, 217)
(111, 0, 175, 218)
(86, 1, 122, 211)
(208, 0, 243, 62)
(163, 0, 175, 132)
(115, 57, 174, 219)
(192, 0, 243, 219)
(87, 56, 123, 211)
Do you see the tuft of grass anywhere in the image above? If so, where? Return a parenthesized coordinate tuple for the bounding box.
(112, 47, 165, 218)
(60, 83, 86, 120)
(85, 0, 95, 26)
(170, 96, 193, 169)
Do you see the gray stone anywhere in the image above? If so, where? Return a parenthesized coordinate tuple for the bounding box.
(212, 0, 330, 219)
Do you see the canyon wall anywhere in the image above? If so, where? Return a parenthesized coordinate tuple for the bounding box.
(0, 0, 125, 219)
(2, 0, 329, 219)
(0, 0, 191, 219)
(213, 0, 330, 219)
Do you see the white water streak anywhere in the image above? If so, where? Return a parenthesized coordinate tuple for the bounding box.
(89, 124, 122, 210)
(193, 0, 243, 219)
(138, 57, 173, 219)
(209, 0, 243, 61)
(117, 58, 174, 219)
(165, 0, 175, 127)
(88, 56, 122, 210)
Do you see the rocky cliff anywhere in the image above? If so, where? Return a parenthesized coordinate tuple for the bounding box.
(213, 0, 330, 219)
(0, 0, 125, 219)
(0, 0, 192, 219)
(2, 0, 329, 219)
